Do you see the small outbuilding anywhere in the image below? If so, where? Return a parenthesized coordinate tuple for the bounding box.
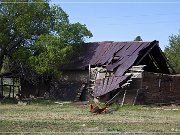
(53, 40, 180, 105)
(0, 67, 51, 99)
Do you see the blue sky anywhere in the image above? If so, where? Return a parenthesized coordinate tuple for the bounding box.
(51, 0, 180, 50)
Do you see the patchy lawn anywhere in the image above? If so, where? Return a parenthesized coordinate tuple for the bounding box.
(0, 100, 180, 134)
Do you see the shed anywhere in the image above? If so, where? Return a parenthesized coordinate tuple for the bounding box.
(53, 40, 180, 105)
(0, 67, 51, 99)
(0, 71, 20, 99)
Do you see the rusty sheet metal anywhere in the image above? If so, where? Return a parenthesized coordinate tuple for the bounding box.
(96, 42, 115, 63)
(115, 42, 132, 57)
(106, 42, 150, 72)
(94, 75, 131, 97)
(90, 42, 111, 65)
(106, 56, 125, 71)
(61, 41, 154, 72)
(104, 76, 114, 93)
(97, 42, 120, 65)
(100, 45, 118, 65)
(101, 77, 109, 93)
(126, 42, 143, 56)
(129, 42, 149, 55)
(106, 77, 119, 94)
(115, 54, 139, 76)
(107, 54, 133, 72)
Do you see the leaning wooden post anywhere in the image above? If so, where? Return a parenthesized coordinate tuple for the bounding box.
(121, 88, 127, 107)
(88, 64, 91, 82)
(133, 89, 139, 105)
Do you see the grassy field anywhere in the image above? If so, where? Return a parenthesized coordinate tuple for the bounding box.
(0, 100, 180, 134)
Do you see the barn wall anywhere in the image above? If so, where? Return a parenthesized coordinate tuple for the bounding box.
(142, 72, 180, 104)
(50, 70, 89, 101)
(124, 78, 142, 104)
(21, 80, 50, 98)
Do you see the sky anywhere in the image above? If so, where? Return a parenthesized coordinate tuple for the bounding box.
(51, 0, 180, 50)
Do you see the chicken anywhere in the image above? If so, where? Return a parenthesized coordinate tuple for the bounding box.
(89, 104, 107, 114)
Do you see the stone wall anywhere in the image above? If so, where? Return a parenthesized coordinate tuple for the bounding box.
(20, 70, 89, 100)
(50, 70, 89, 101)
(142, 72, 180, 104)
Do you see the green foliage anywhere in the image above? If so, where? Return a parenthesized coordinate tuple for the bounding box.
(0, 0, 92, 74)
(164, 31, 180, 73)
(134, 36, 143, 41)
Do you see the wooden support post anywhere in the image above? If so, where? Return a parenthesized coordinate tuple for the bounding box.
(121, 89, 127, 107)
(88, 64, 91, 82)
(18, 86, 20, 94)
(17, 78, 21, 94)
(1, 77, 3, 96)
(133, 89, 139, 105)
(0, 77, 2, 95)
(13, 78, 15, 98)
(136, 41, 157, 65)
(106, 90, 122, 106)
(9, 86, 12, 98)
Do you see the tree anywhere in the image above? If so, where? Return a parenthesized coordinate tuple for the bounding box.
(134, 36, 143, 41)
(0, 0, 92, 74)
(164, 31, 180, 73)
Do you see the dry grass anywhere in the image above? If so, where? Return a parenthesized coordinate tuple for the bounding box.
(0, 100, 180, 134)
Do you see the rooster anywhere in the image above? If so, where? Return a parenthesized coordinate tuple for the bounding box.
(89, 104, 107, 114)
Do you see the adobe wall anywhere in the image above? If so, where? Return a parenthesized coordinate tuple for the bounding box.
(142, 72, 180, 104)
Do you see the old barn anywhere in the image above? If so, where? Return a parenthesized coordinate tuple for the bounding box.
(52, 40, 180, 105)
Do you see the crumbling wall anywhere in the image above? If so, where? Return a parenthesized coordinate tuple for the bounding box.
(142, 72, 180, 104)
(124, 78, 142, 104)
(50, 70, 89, 101)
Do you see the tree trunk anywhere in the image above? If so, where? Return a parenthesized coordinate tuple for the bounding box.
(0, 52, 5, 73)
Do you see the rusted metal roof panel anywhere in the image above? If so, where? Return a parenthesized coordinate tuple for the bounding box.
(94, 75, 131, 97)
(115, 54, 139, 76)
(61, 41, 153, 71)
(90, 42, 111, 65)
(96, 42, 118, 65)
(89, 41, 147, 68)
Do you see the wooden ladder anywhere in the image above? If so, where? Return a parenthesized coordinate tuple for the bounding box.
(74, 83, 86, 102)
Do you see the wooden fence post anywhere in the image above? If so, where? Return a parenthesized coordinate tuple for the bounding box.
(1, 77, 3, 96)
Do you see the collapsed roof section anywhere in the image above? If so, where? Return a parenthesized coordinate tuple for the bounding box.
(94, 75, 131, 97)
(62, 40, 173, 75)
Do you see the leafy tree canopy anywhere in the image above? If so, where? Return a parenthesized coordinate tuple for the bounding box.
(0, 0, 92, 75)
(164, 31, 180, 73)
(134, 36, 143, 41)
